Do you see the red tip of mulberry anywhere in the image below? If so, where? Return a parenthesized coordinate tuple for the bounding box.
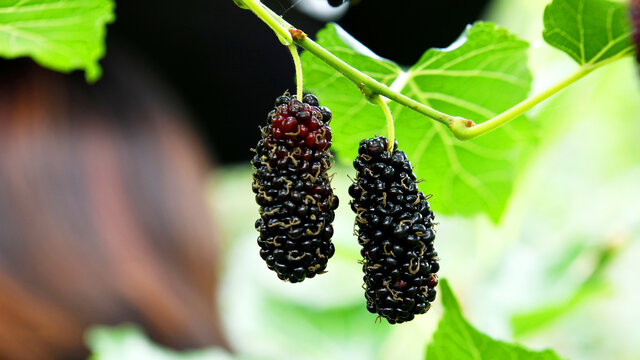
(305, 132, 316, 147)
(299, 124, 309, 139)
(267, 94, 334, 151)
(308, 118, 321, 131)
(282, 117, 298, 132)
(316, 138, 328, 151)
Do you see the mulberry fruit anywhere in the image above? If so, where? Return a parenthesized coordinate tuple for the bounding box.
(349, 136, 439, 324)
(251, 92, 338, 283)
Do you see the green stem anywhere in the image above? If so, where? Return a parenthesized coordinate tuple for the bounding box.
(240, 0, 632, 141)
(449, 65, 595, 139)
(288, 44, 303, 101)
(374, 96, 395, 152)
(296, 37, 453, 126)
(241, 0, 292, 45)
(257, 2, 453, 126)
(449, 50, 632, 139)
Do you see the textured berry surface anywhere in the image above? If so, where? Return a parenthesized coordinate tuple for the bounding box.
(633, 0, 640, 63)
(251, 92, 338, 283)
(349, 136, 439, 324)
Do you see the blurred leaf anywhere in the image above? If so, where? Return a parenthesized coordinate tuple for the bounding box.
(512, 240, 622, 337)
(543, 0, 634, 65)
(545, 241, 589, 279)
(87, 325, 233, 360)
(425, 279, 563, 360)
(511, 281, 610, 337)
(0, 0, 115, 82)
(302, 22, 537, 222)
(262, 295, 392, 360)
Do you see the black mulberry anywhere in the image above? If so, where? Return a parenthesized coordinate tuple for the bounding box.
(349, 136, 439, 324)
(251, 92, 339, 283)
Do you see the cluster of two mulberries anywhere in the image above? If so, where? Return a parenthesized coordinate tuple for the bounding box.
(252, 92, 439, 324)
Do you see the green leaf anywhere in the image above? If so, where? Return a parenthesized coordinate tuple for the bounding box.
(511, 239, 621, 337)
(0, 0, 115, 82)
(426, 279, 564, 360)
(542, 0, 635, 65)
(302, 22, 537, 222)
(86, 324, 233, 360)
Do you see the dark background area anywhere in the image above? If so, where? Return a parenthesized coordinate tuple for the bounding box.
(103, 0, 491, 163)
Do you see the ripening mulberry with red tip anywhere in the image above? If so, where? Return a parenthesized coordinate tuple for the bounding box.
(349, 136, 439, 324)
(251, 92, 338, 283)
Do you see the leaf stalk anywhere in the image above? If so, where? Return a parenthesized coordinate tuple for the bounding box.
(449, 51, 632, 139)
(450, 66, 593, 139)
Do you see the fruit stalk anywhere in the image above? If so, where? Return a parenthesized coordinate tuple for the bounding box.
(288, 44, 304, 101)
(373, 95, 395, 153)
(449, 51, 633, 140)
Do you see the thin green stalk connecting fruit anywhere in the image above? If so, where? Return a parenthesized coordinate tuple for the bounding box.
(373, 95, 395, 153)
(287, 44, 304, 101)
(235, 0, 633, 141)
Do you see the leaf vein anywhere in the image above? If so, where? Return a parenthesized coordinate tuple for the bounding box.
(411, 69, 528, 88)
